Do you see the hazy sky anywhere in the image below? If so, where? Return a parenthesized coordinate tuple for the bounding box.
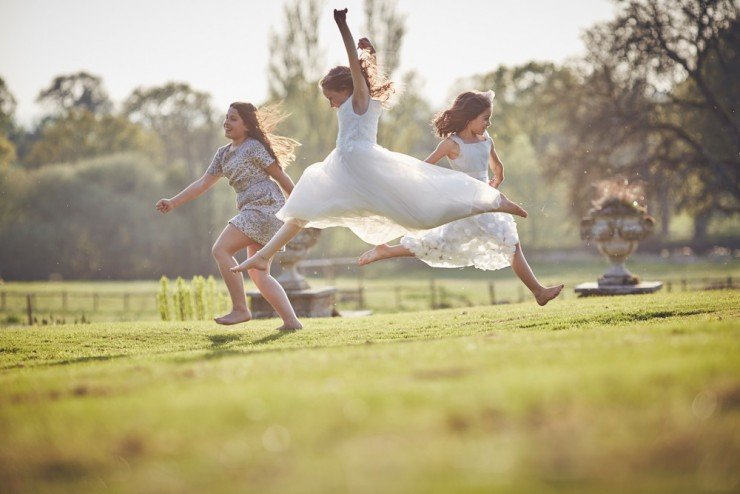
(1, 0, 615, 124)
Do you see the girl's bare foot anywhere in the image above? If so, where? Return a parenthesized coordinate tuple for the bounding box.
(215, 309, 252, 325)
(358, 244, 392, 266)
(276, 321, 303, 331)
(231, 251, 270, 273)
(534, 284, 564, 306)
(497, 194, 528, 218)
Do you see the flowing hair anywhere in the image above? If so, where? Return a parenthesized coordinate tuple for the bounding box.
(319, 47, 395, 105)
(229, 102, 300, 167)
(432, 90, 495, 138)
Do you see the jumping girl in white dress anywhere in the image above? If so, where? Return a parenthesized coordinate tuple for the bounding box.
(358, 91, 564, 306)
(231, 9, 527, 291)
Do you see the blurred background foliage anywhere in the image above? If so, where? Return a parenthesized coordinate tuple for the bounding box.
(0, 0, 737, 280)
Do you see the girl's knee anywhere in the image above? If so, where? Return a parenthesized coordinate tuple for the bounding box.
(212, 243, 232, 260)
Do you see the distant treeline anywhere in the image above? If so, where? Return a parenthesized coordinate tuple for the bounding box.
(0, 0, 737, 280)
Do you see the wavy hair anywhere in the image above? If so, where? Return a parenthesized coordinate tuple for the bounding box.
(229, 102, 300, 167)
(432, 90, 495, 138)
(319, 47, 395, 105)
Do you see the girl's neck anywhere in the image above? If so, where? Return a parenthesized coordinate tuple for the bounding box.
(230, 136, 248, 148)
(457, 128, 483, 143)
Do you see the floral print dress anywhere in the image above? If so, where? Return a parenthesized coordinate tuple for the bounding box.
(207, 139, 285, 245)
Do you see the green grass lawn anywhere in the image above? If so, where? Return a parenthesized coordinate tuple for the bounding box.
(1, 290, 738, 493)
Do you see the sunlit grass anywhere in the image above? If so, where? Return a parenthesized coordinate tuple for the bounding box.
(1, 290, 738, 493)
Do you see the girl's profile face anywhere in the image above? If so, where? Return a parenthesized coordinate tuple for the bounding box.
(468, 109, 492, 136)
(224, 108, 248, 140)
(322, 87, 351, 108)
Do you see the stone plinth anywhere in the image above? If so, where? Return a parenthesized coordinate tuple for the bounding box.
(575, 281, 663, 296)
(247, 287, 337, 319)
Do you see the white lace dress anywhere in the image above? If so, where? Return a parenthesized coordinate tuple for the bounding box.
(400, 133, 519, 271)
(276, 97, 502, 245)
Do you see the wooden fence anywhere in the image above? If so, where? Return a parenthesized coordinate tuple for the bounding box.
(0, 274, 735, 326)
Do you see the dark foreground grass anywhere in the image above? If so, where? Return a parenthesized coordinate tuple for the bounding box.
(0, 291, 738, 493)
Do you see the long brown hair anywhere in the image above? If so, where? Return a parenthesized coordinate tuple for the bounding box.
(229, 102, 300, 167)
(319, 47, 395, 105)
(432, 91, 494, 138)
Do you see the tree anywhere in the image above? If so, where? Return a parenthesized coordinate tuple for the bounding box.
(124, 82, 221, 273)
(36, 71, 112, 116)
(24, 111, 160, 168)
(0, 77, 17, 168)
(267, 0, 336, 171)
(363, 0, 406, 76)
(543, 0, 738, 243)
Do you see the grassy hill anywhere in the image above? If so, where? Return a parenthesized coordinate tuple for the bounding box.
(1, 290, 738, 493)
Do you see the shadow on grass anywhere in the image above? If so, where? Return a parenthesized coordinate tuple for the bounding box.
(2, 353, 129, 370)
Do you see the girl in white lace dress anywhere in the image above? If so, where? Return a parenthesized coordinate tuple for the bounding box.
(156, 103, 303, 329)
(231, 9, 527, 287)
(359, 91, 563, 306)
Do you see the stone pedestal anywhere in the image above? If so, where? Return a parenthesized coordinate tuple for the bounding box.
(575, 281, 663, 296)
(247, 287, 337, 319)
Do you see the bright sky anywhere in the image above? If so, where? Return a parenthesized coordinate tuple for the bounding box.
(0, 0, 615, 125)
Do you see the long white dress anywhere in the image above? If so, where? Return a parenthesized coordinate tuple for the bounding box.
(276, 97, 502, 245)
(400, 132, 519, 270)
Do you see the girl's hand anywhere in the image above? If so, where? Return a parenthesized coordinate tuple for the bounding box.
(489, 177, 503, 189)
(155, 198, 175, 214)
(333, 8, 347, 24)
(357, 37, 375, 53)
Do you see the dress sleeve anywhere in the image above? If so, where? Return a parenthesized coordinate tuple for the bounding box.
(206, 148, 224, 176)
(250, 141, 277, 169)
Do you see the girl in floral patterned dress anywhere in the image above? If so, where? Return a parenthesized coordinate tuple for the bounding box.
(156, 103, 303, 329)
(358, 91, 563, 306)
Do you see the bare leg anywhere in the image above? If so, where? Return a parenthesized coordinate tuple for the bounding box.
(245, 245, 302, 330)
(211, 225, 255, 325)
(358, 244, 414, 266)
(511, 243, 563, 306)
(231, 221, 304, 273)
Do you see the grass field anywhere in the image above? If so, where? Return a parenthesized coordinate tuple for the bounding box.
(1, 290, 738, 493)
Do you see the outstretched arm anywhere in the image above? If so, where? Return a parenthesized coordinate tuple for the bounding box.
(424, 138, 458, 165)
(155, 172, 219, 213)
(488, 141, 505, 188)
(333, 8, 370, 113)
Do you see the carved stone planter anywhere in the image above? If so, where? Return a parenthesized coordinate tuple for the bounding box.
(575, 195, 663, 296)
(247, 228, 338, 318)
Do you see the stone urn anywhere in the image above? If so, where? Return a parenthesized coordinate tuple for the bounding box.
(247, 227, 338, 318)
(575, 181, 662, 296)
(275, 227, 322, 291)
(580, 198, 655, 286)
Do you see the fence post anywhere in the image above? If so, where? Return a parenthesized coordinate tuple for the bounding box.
(26, 294, 33, 326)
(488, 282, 496, 305)
(681, 279, 687, 291)
(430, 278, 437, 309)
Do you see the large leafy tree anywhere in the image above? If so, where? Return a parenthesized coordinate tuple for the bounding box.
(544, 0, 738, 241)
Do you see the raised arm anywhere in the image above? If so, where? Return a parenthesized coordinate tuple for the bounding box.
(488, 141, 505, 189)
(155, 172, 220, 214)
(333, 9, 370, 113)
